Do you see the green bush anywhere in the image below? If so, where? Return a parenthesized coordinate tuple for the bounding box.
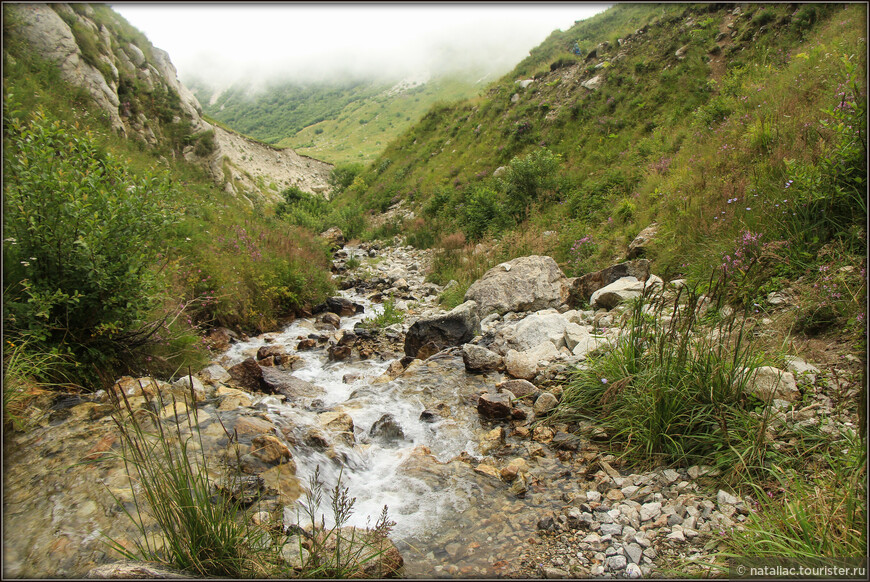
(460, 184, 510, 242)
(499, 147, 561, 221)
(328, 163, 364, 194)
(3, 110, 176, 387)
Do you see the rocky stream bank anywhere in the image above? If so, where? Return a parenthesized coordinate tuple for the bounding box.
(2, 238, 861, 579)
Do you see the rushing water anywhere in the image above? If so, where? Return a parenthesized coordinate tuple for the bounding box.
(216, 288, 583, 577)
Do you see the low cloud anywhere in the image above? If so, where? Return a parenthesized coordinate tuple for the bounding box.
(112, 4, 609, 90)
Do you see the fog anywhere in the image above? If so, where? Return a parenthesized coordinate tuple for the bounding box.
(111, 3, 609, 90)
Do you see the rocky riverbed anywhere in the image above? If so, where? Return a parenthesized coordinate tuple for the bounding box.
(2, 239, 861, 579)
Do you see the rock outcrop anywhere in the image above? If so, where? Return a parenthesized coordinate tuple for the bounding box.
(5, 3, 333, 205)
(465, 256, 570, 318)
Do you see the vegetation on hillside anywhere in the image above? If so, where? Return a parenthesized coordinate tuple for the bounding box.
(192, 75, 483, 165)
(2, 5, 334, 398)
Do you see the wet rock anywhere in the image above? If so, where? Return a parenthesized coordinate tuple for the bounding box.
(251, 434, 292, 464)
(327, 344, 353, 361)
(370, 414, 405, 443)
(477, 392, 513, 419)
(325, 296, 361, 317)
(419, 409, 440, 423)
(404, 300, 480, 359)
(227, 357, 267, 392)
(198, 363, 231, 385)
(479, 426, 505, 455)
(257, 344, 288, 361)
(296, 338, 317, 350)
(465, 256, 569, 318)
(461, 344, 503, 372)
(318, 411, 355, 446)
(317, 312, 341, 330)
(260, 367, 323, 399)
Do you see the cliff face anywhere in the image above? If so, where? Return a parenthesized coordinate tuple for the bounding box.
(5, 3, 333, 203)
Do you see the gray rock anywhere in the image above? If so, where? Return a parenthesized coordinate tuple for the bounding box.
(539, 566, 571, 578)
(461, 344, 503, 372)
(627, 223, 658, 259)
(639, 502, 662, 522)
(606, 554, 627, 571)
(197, 363, 231, 385)
(717, 489, 740, 506)
(625, 562, 643, 578)
(404, 300, 480, 359)
(568, 260, 651, 306)
(600, 523, 623, 536)
(783, 356, 819, 385)
(464, 256, 569, 318)
(625, 542, 643, 564)
(533, 392, 559, 416)
(591, 276, 662, 310)
(369, 414, 405, 443)
(742, 366, 800, 401)
(581, 75, 604, 91)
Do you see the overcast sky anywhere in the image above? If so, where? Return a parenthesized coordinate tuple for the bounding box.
(111, 3, 610, 88)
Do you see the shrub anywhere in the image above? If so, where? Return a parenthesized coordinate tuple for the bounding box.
(357, 297, 404, 330)
(460, 184, 510, 242)
(499, 147, 561, 221)
(328, 163, 364, 194)
(3, 110, 176, 388)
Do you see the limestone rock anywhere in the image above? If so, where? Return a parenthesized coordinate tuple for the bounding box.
(743, 366, 800, 401)
(464, 256, 569, 318)
(461, 343, 503, 372)
(627, 223, 658, 259)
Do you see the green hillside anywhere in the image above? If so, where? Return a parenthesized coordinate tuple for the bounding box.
(2, 4, 335, 394)
(192, 75, 484, 165)
(325, 2, 865, 334)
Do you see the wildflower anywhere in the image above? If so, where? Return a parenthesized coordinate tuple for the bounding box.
(601, 378, 608, 384)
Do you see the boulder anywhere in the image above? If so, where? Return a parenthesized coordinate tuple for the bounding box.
(317, 312, 341, 330)
(320, 227, 346, 250)
(404, 300, 480, 359)
(627, 223, 658, 259)
(251, 434, 292, 464)
(568, 260, 650, 306)
(370, 414, 405, 443)
(260, 367, 324, 399)
(205, 327, 237, 351)
(743, 366, 800, 401)
(464, 256, 569, 318)
(227, 357, 267, 392)
(461, 344, 503, 372)
(477, 392, 513, 419)
(510, 311, 569, 351)
(590, 275, 662, 310)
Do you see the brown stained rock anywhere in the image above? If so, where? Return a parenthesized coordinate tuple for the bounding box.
(251, 434, 292, 464)
(477, 392, 513, 419)
(568, 259, 650, 307)
(227, 357, 265, 392)
(257, 344, 288, 361)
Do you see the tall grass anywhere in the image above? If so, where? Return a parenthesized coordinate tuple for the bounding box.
(724, 428, 866, 567)
(103, 377, 275, 577)
(2, 334, 71, 431)
(548, 277, 775, 478)
(101, 376, 399, 578)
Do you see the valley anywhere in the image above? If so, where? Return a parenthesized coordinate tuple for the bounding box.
(2, 2, 866, 580)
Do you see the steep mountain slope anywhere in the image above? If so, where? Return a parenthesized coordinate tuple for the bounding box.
(339, 5, 864, 272)
(4, 2, 333, 203)
(193, 74, 485, 166)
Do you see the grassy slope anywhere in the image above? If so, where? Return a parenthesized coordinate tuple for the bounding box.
(334, 3, 865, 338)
(193, 75, 484, 166)
(2, 5, 335, 391)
